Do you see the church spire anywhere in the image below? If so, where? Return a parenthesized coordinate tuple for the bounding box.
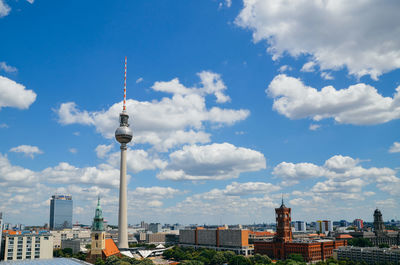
(92, 197, 104, 231)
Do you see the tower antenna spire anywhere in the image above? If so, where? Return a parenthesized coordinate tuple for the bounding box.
(123, 56, 127, 113)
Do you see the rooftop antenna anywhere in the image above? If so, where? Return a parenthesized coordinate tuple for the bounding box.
(123, 56, 127, 113)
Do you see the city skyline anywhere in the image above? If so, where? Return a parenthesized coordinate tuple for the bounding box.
(0, 1, 399, 226)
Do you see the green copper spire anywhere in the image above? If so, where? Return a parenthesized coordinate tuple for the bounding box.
(92, 196, 104, 231)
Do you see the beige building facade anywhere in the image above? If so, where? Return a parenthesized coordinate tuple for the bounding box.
(3, 233, 53, 261)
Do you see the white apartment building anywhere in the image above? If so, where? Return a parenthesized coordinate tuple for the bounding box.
(3, 233, 53, 261)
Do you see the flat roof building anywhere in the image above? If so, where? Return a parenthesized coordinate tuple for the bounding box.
(1, 232, 53, 261)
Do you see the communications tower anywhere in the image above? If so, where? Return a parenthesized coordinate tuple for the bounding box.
(115, 57, 133, 249)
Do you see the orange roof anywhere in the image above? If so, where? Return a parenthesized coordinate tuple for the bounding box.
(3, 230, 21, 235)
(103, 239, 120, 257)
(336, 234, 353, 239)
(249, 231, 275, 236)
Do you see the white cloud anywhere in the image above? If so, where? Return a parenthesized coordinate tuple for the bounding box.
(107, 148, 166, 173)
(136, 77, 143, 84)
(278, 65, 292, 73)
(0, 62, 17, 73)
(309, 124, 320, 131)
(0, 76, 36, 110)
(274, 155, 399, 200)
(0, 154, 37, 185)
(56, 71, 249, 151)
(0, 123, 8, 128)
(273, 162, 325, 180)
(267, 74, 400, 125)
(389, 142, 400, 153)
(223, 181, 280, 196)
(132, 186, 180, 200)
(26, 0, 34, 4)
(320, 72, 334, 80)
(69, 148, 78, 154)
(41, 162, 122, 188)
(225, 0, 232, 8)
(95, 144, 113, 159)
(235, 0, 400, 79)
(301, 61, 316, 73)
(9, 145, 43, 158)
(157, 143, 266, 181)
(0, 0, 10, 18)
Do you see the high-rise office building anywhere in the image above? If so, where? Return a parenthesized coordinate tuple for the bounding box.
(149, 223, 162, 233)
(0, 212, 3, 257)
(294, 221, 306, 232)
(353, 219, 364, 230)
(317, 220, 333, 233)
(49, 195, 73, 230)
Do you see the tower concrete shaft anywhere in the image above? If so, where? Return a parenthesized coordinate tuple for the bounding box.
(115, 57, 133, 249)
(118, 143, 128, 249)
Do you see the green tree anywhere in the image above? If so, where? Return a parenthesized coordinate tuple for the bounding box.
(378, 243, 390, 248)
(95, 258, 106, 265)
(211, 251, 227, 265)
(348, 238, 373, 247)
(106, 256, 121, 265)
(223, 251, 236, 263)
(228, 255, 252, 265)
(250, 254, 271, 265)
(287, 254, 304, 262)
(182, 260, 205, 265)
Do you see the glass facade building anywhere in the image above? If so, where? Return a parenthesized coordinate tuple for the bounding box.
(49, 195, 73, 230)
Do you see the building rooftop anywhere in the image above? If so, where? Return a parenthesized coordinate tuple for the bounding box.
(0, 258, 91, 265)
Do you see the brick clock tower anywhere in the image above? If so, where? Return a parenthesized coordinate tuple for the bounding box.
(275, 198, 293, 242)
(273, 199, 293, 259)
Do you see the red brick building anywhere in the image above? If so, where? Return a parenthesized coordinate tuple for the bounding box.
(254, 201, 347, 262)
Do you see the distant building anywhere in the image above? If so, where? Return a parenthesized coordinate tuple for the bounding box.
(351, 209, 400, 247)
(86, 198, 120, 263)
(339, 220, 349, 227)
(149, 223, 162, 233)
(50, 228, 90, 249)
(353, 219, 364, 230)
(317, 220, 333, 233)
(294, 221, 306, 232)
(1, 232, 53, 261)
(179, 227, 253, 255)
(49, 195, 73, 230)
(254, 200, 346, 262)
(0, 212, 3, 258)
(334, 246, 400, 264)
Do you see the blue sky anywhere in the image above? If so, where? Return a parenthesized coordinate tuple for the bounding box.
(1, 0, 399, 226)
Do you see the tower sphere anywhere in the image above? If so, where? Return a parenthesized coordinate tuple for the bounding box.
(115, 126, 133, 144)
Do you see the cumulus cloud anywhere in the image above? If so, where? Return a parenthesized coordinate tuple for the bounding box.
(0, 154, 37, 185)
(274, 155, 399, 199)
(69, 148, 78, 154)
(41, 162, 122, 188)
(9, 145, 43, 158)
(157, 143, 266, 181)
(0, 76, 36, 110)
(278, 65, 292, 73)
(235, 0, 400, 79)
(56, 71, 249, 151)
(301, 61, 316, 73)
(95, 144, 113, 159)
(0, 62, 17, 73)
(136, 77, 143, 84)
(389, 142, 400, 153)
(107, 148, 166, 173)
(309, 124, 320, 131)
(223, 181, 280, 196)
(132, 186, 180, 200)
(0, 0, 10, 18)
(267, 74, 400, 125)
